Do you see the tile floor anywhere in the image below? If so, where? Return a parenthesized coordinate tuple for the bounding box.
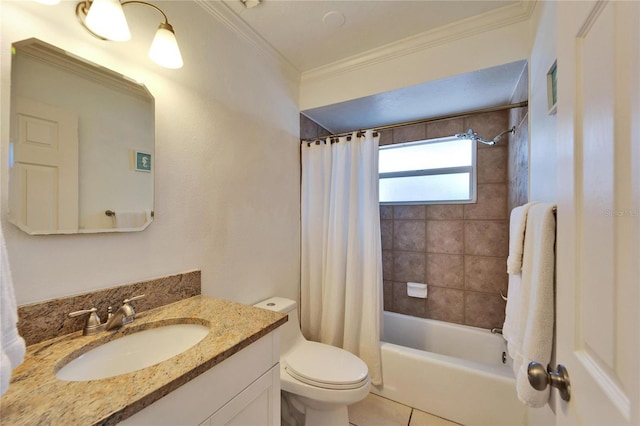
(348, 393, 461, 426)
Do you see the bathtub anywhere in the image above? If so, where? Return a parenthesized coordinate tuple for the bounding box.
(372, 311, 526, 426)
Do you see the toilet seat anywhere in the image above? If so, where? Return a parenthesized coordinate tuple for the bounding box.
(284, 341, 369, 390)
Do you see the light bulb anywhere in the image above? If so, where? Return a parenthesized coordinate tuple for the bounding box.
(85, 0, 131, 41)
(148, 23, 183, 69)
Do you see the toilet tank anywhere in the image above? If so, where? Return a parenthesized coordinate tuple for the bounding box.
(254, 297, 304, 354)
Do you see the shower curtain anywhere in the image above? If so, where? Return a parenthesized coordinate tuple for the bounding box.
(300, 130, 383, 385)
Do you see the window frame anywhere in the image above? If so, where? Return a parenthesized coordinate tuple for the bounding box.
(378, 136, 478, 205)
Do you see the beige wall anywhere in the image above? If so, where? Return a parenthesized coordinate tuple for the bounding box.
(1, 1, 301, 306)
(299, 19, 531, 111)
(379, 110, 511, 329)
(529, 0, 558, 203)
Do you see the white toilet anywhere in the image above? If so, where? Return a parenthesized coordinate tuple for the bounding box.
(254, 297, 370, 426)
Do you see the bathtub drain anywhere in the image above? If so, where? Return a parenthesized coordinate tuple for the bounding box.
(502, 351, 507, 364)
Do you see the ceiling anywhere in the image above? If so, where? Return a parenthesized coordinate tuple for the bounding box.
(221, 0, 518, 72)
(302, 59, 527, 133)
(218, 0, 529, 133)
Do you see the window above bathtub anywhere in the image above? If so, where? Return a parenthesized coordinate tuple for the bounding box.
(379, 137, 477, 205)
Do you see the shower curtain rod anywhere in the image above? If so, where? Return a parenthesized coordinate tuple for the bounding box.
(300, 100, 528, 143)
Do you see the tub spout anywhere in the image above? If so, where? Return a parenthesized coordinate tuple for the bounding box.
(491, 328, 503, 335)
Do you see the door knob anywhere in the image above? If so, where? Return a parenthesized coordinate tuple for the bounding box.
(527, 362, 571, 401)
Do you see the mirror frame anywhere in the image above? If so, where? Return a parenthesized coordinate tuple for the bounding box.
(9, 38, 155, 234)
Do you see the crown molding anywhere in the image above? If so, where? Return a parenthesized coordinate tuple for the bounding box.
(13, 38, 151, 101)
(301, 0, 537, 84)
(194, 0, 300, 82)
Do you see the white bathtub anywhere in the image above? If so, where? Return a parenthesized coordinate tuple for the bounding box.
(372, 311, 526, 426)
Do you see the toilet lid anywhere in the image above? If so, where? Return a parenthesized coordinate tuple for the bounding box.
(284, 341, 369, 390)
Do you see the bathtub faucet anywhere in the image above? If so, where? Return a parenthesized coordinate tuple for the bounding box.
(490, 328, 503, 335)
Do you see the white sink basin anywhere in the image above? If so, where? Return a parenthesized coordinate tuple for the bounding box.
(55, 324, 210, 381)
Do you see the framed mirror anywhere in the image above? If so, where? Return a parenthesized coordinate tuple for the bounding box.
(9, 38, 154, 234)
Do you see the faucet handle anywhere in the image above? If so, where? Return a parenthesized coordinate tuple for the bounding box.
(120, 294, 145, 324)
(69, 307, 100, 323)
(68, 307, 105, 335)
(123, 294, 145, 304)
(69, 307, 97, 317)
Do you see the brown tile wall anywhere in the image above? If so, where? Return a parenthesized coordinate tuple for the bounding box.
(300, 114, 331, 140)
(18, 270, 201, 346)
(381, 110, 510, 329)
(508, 63, 529, 212)
(300, 101, 528, 330)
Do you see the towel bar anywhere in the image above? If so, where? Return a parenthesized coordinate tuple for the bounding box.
(105, 210, 154, 217)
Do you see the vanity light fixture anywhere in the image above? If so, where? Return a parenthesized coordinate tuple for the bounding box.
(82, 0, 130, 41)
(76, 0, 183, 69)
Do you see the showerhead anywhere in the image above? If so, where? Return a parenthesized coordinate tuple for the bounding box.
(455, 127, 516, 146)
(456, 129, 478, 141)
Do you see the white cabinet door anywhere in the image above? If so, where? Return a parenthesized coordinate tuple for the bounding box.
(208, 365, 280, 426)
(120, 332, 279, 426)
(555, 1, 640, 424)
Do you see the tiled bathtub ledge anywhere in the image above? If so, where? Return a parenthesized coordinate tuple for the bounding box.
(1, 295, 287, 425)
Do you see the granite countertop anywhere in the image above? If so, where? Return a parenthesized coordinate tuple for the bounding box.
(0, 295, 287, 425)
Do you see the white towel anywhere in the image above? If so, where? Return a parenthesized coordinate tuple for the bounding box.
(513, 203, 556, 407)
(114, 211, 149, 229)
(507, 202, 538, 274)
(504, 272, 523, 366)
(503, 202, 537, 354)
(0, 225, 26, 396)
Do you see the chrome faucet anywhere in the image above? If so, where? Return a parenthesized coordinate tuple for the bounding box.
(68, 294, 145, 335)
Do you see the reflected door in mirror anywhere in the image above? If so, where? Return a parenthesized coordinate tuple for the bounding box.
(10, 98, 79, 234)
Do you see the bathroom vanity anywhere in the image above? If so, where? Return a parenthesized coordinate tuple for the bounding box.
(121, 329, 282, 425)
(0, 296, 287, 425)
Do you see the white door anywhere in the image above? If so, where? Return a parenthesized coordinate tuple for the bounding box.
(555, 1, 639, 425)
(9, 98, 79, 234)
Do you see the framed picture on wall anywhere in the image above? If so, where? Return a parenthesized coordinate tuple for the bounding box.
(547, 60, 558, 115)
(135, 151, 152, 172)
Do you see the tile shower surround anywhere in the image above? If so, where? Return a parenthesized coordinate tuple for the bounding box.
(508, 63, 529, 213)
(17, 270, 201, 345)
(300, 108, 525, 329)
(300, 114, 331, 140)
(379, 110, 512, 329)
